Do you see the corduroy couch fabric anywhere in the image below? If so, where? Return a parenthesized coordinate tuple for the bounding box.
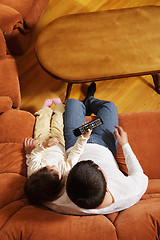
(0, 0, 49, 55)
(0, 29, 20, 108)
(0, 14, 160, 240)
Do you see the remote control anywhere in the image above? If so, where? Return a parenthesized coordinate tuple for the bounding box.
(73, 117, 103, 137)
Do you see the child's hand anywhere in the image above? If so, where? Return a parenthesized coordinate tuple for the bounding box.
(113, 126, 128, 146)
(82, 129, 92, 139)
(24, 138, 38, 154)
(44, 137, 59, 147)
(48, 137, 59, 147)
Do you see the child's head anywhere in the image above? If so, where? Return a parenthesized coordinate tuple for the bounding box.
(24, 166, 64, 204)
(66, 160, 107, 209)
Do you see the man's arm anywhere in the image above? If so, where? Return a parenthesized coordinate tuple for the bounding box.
(114, 126, 144, 175)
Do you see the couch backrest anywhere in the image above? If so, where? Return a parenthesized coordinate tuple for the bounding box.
(87, 112, 160, 179)
(0, 28, 21, 108)
(117, 111, 160, 179)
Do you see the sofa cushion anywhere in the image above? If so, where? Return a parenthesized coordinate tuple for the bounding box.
(0, 199, 27, 229)
(115, 198, 160, 240)
(141, 179, 160, 200)
(0, 109, 35, 175)
(0, 143, 27, 175)
(0, 205, 117, 240)
(0, 109, 35, 143)
(0, 173, 26, 208)
(146, 179, 160, 194)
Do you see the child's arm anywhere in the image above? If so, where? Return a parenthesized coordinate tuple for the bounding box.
(24, 138, 38, 154)
(24, 136, 60, 177)
(42, 137, 59, 148)
(24, 138, 47, 177)
(64, 129, 91, 171)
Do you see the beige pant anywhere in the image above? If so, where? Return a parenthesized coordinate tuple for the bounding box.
(34, 104, 65, 147)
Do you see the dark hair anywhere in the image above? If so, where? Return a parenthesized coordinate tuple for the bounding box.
(66, 160, 106, 209)
(24, 167, 64, 204)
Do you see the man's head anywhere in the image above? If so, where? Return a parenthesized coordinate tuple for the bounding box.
(24, 166, 64, 204)
(66, 160, 107, 209)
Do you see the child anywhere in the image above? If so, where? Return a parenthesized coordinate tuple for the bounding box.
(24, 98, 91, 204)
(33, 98, 65, 147)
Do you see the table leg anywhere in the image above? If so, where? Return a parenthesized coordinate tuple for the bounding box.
(64, 83, 73, 103)
(151, 73, 160, 94)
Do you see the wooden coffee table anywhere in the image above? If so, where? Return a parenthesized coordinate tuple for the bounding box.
(36, 5, 160, 101)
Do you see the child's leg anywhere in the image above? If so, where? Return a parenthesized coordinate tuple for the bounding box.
(50, 104, 65, 147)
(34, 107, 53, 144)
(34, 99, 55, 144)
(64, 98, 87, 150)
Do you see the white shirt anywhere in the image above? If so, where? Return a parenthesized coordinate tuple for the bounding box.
(44, 143, 148, 215)
(26, 135, 89, 177)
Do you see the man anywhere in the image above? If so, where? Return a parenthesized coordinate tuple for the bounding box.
(44, 82, 148, 215)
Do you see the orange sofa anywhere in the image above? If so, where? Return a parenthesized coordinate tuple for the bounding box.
(0, 27, 160, 240)
(0, 0, 49, 55)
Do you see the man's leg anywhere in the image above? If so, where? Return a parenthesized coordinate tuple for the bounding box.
(64, 98, 87, 150)
(86, 96, 119, 158)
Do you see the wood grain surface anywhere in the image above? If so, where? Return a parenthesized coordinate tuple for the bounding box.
(15, 0, 160, 114)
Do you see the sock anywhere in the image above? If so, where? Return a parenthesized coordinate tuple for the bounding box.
(83, 82, 96, 105)
(83, 82, 96, 115)
(52, 98, 62, 105)
(41, 98, 62, 109)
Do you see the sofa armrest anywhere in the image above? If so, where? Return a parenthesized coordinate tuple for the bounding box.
(0, 0, 49, 55)
(0, 0, 49, 29)
(0, 55, 21, 108)
(0, 96, 12, 113)
(0, 4, 23, 35)
(23, 0, 49, 28)
(0, 29, 7, 56)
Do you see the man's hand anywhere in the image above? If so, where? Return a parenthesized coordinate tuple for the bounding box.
(113, 126, 128, 146)
(24, 138, 38, 154)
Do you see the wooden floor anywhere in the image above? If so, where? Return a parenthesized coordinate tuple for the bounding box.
(16, 0, 160, 114)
